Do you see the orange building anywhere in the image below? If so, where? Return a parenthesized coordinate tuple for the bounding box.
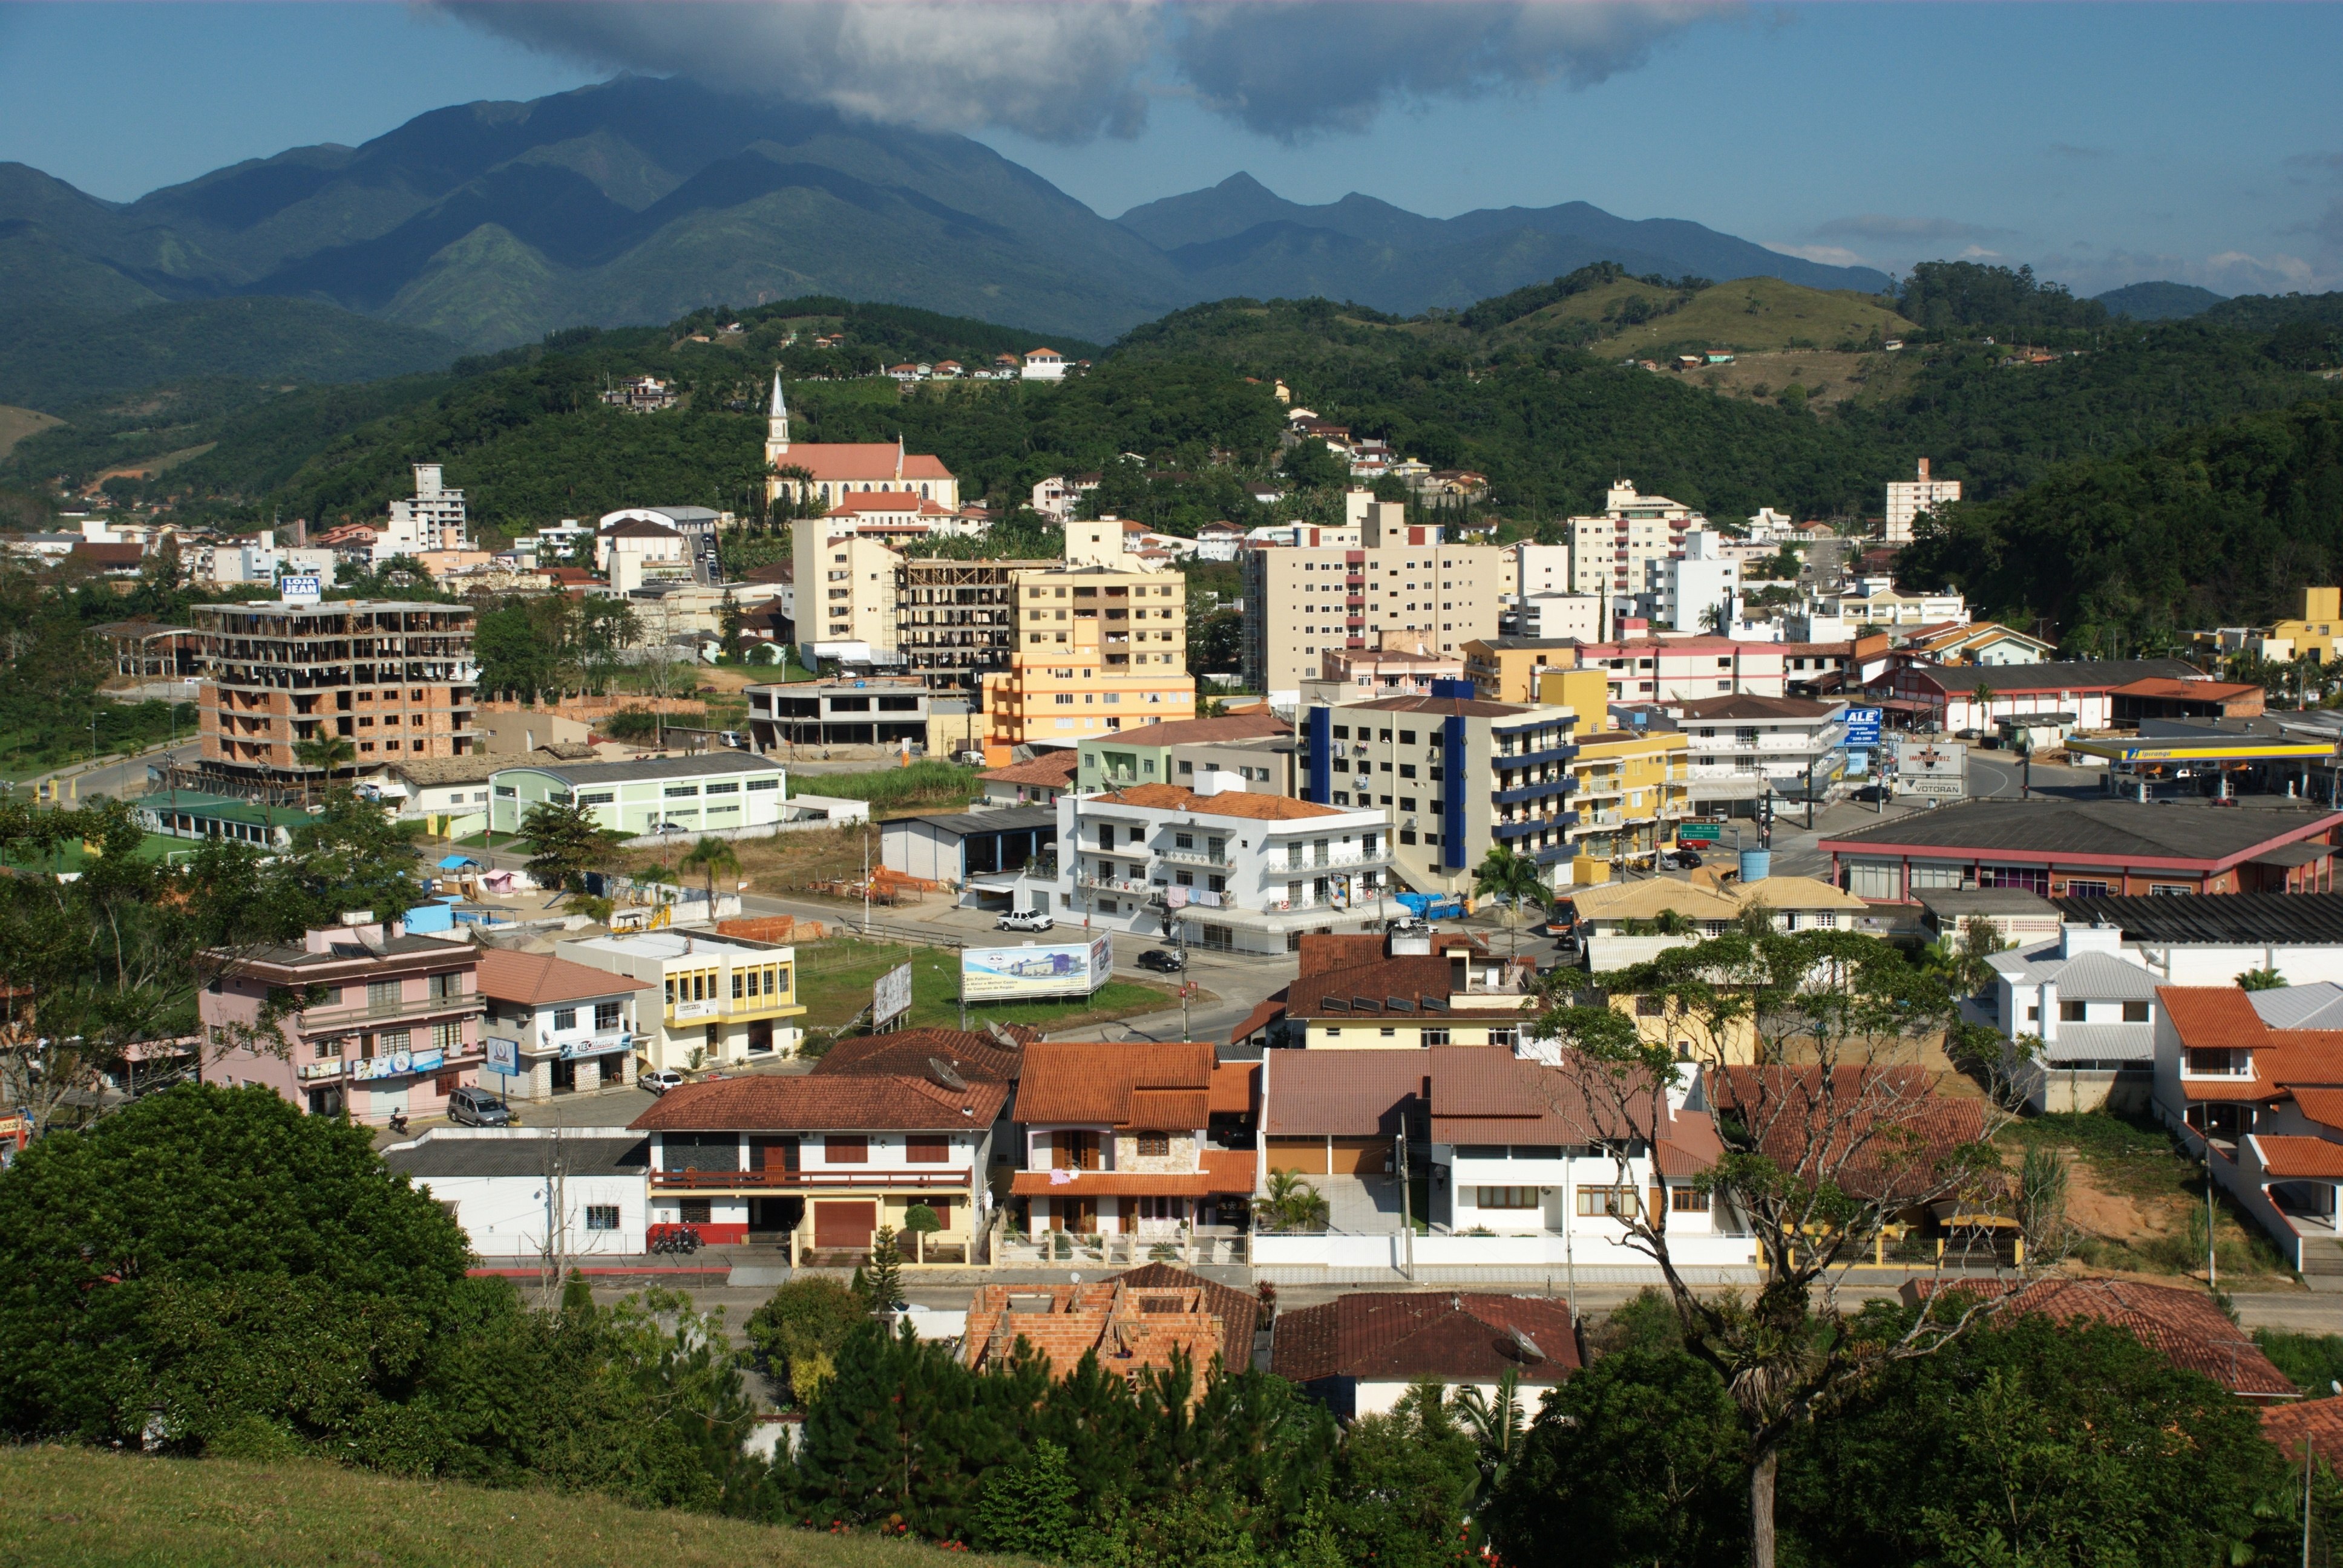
(978, 628, 1196, 766)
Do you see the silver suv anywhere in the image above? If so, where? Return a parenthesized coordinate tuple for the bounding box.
(447, 1086, 513, 1127)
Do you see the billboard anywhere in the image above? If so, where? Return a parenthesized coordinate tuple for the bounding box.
(962, 935, 1115, 1002)
(874, 961, 914, 1028)
(280, 574, 324, 604)
(1843, 706, 1884, 748)
(1893, 737, 1968, 799)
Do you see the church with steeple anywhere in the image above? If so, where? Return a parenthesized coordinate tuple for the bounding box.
(764, 371, 959, 511)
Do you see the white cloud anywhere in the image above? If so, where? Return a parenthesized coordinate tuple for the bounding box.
(1811, 214, 2011, 243)
(441, 1, 1729, 144)
(1763, 241, 1871, 268)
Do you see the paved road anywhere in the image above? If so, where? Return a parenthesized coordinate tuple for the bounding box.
(16, 739, 199, 804)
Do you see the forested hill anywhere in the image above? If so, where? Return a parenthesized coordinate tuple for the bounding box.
(1898, 391, 2343, 653)
(7, 265, 2339, 612)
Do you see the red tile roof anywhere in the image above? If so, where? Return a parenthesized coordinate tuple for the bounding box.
(2286, 1087, 2343, 1131)
(811, 1025, 1027, 1084)
(1910, 1277, 2298, 1401)
(1711, 1065, 1986, 1201)
(1271, 1292, 1581, 1386)
(1094, 783, 1348, 822)
(1228, 993, 1288, 1048)
(1209, 1062, 1259, 1116)
(2264, 1395, 2343, 1465)
(980, 751, 1080, 788)
(1262, 1050, 1426, 1138)
(1015, 1040, 1217, 1126)
(2158, 987, 2274, 1050)
(628, 1071, 1004, 1131)
(2253, 1134, 2343, 1178)
(2158, 988, 2343, 1106)
(779, 445, 954, 483)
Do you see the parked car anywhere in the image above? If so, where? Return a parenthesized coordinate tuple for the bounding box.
(998, 909, 1054, 932)
(643, 1070, 688, 1096)
(1136, 948, 1187, 973)
(652, 820, 692, 834)
(718, 730, 749, 750)
(447, 1086, 513, 1127)
(1668, 848, 1705, 869)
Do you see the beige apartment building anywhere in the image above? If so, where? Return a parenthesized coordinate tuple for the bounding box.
(1011, 562, 1187, 675)
(795, 530, 900, 650)
(1565, 480, 1700, 598)
(1240, 539, 1504, 694)
(896, 557, 1054, 691)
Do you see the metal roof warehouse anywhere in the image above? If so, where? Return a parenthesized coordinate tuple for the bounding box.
(488, 751, 788, 839)
(1818, 799, 2343, 903)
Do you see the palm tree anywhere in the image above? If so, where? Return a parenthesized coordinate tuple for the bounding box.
(680, 835, 741, 916)
(1251, 1169, 1330, 1233)
(1970, 680, 1995, 739)
(1472, 843, 1546, 958)
(292, 733, 356, 807)
(1450, 1367, 1528, 1513)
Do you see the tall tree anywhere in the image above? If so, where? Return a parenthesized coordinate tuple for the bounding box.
(679, 835, 740, 914)
(1471, 842, 1546, 958)
(1530, 929, 2019, 1568)
(517, 798, 621, 901)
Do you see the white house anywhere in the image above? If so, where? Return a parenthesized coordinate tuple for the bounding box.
(1985, 922, 2163, 1112)
(554, 929, 805, 1073)
(1050, 776, 1392, 955)
(477, 948, 654, 1101)
(1020, 347, 1067, 382)
(382, 1128, 650, 1260)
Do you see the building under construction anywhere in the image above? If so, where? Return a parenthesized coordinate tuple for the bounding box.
(191, 599, 478, 792)
(894, 558, 1052, 691)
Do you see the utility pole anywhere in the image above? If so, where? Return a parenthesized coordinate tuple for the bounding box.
(862, 823, 873, 935)
(1395, 1127, 1415, 1282)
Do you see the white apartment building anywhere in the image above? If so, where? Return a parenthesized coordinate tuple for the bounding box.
(379, 463, 471, 560)
(1884, 458, 1961, 545)
(1240, 540, 1507, 694)
(1654, 693, 1847, 809)
(1564, 480, 1702, 598)
(1656, 529, 1742, 633)
(1514, 541, 1573, 603)
(795, 531, 901, 655)
(554, 929, 806, 1071)
(1050, 777, 1392, 954)
(1573, 638, 1789, 704)
(1815, 576, 1970, 629)
(1519, 593, 1604, 640)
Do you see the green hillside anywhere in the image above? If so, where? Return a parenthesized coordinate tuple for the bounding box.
(1506, 275, 1917, 358)
(0, 298, 460, 414)
(0, 1445, 1012, 1568)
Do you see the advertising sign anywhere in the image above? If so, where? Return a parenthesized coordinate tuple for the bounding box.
(671, 998, 719, 1022)
(1893, 737, 1968, 799)
(961, 935, 1115, 1002)
(1677, 823, 1723, 843)
(874, 961, 914, 1028)
(1843, 706, 1884, 749)
(349, 1047, 442, 1082)
(485, 1036, 520, 1076)
(280, 574, 323, 604)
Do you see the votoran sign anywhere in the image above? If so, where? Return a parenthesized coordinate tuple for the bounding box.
(1893, 737, 1968, 799)
(960, 935, 1114, 1002)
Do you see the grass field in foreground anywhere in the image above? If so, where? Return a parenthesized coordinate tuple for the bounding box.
(0, 1445, 1020, 1568)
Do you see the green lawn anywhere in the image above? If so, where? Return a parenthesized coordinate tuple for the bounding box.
(796, 938, 1181, 1040)
(2, 829, 194, 874)
(788, 762, 981, 816)
(0, 1445, 1025, 1568)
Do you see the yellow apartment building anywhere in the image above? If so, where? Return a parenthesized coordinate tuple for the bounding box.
(1011, 562, 1188, 675)
(1532, 668, 1690, 874)
(979, 631, 1196, 765)
(2273, 587, 2343, 664)
(1463, 636, 1582, 702)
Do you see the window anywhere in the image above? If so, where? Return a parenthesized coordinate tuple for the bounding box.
(680, 1199, 713, 1224)
(825, 1135, 870, 1164)
(594, 1001, 621, 1031)
(705, 782, 738, 795)
(1670, 1186, 1707, 1213)
(578, 791, 615, 806)
(2059, 1000, 2087, 1023)
(1576, 1185, 1639, 1217)
(664, 978, 676, 1005)
(312, 1039, 340, 1060)
(1636, 995, 1665, 1017)
(493, 785, 516, 797)
(432, 1022, 462, 1051)
(585, 1205, 620, 1232)
(2149, 883, 2195, 897)
(664, 785, 700, 798)
(907, 1134, 950, 1163)
(2065, 880, 2110, 899)
(1477, 1186, 1542, 1209)
(2123, 1000, 2151, 1024)
(552, 1007, 578, 1031)
(747, 777, 780, 792)
(1421, 1028, 1450, 1046)
(1135, 1133, 1170, 1157)
(733, 972, 746, 1000)
(2187, 1048, 2247, 1076)
(366, 979, 402, 1010)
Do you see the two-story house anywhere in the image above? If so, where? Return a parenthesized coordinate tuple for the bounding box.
(1010, 1041, 1258, 1240)
(555, 929, 805, 1073)
(1653, 693, 1847, 814)
(630, 1057, 1010, 1259)
(1279, 936, 1541, 1050)
(1056, 779, 1392, 954)
(200, 915, 484, 1124)
(1985, 921, 2163, 1112)
(2155, 984, 2343, 1280)
(476, 949, 655, 1100)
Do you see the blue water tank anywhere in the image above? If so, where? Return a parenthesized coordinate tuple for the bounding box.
(1738, 849, 1771, 884)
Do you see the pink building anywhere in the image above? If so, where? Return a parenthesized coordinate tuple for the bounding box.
(200, 918, 485, 1123)
(1571, 637, 1789, 704)
(1319, 640, 1466, 695)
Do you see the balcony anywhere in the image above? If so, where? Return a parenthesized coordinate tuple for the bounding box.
(298, 995, 481, 1030)
(1077, 872, 1157, 895)
(651, 1168, 974, 1190)
(1492, 777, 1576, 807)
(1270, 846, 1392, 872)
(1156, 846, 1233, 867)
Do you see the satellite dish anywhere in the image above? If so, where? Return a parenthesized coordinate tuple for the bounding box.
(1507, 1325, 1545, 1363)
(928, 1056, 969, 1091)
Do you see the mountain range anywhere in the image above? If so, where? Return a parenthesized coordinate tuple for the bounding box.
(0, 75, 1893, 358)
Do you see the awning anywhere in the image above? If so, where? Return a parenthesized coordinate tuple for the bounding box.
(2251, 844, 2336, 869)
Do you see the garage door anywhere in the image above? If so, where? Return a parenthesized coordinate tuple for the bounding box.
(1331, 1137, 1392, 1175)
(1267, 1138, 1329, 1175)
(814, 1200, 876, 1249)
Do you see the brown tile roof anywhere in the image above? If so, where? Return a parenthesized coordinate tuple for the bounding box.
(476, 947, 644, 1007)
(2264, 1395, 2343, 1465)
(1230, 993, 1288, 1048)
(628, 1071, 1005, 1132)
(1430, 1047, 1687, 1150)
(1262, 1050, 1427, 1138)
(1271, 1292, 1581, 1386)
(1337, 694, 1535, 718)
(1712, 1065, 1985, 1201)
(812, 1025, 1027, 1085)
(1286, 955, 1534, 1021)
(1009, 1149, 1256, 1197)
(1209, 1062, 1259, 1116)
(2253, 1134, 2343, 1178)
(980, 752, 1080, 788)
(1093, 782, 1346, 821)
(1909, 1278, 2298, 1402)
(1092, 714, 1291, 746)
(1015, 1040, 1217, 1126)
(1295, 930, 1484, 976)
(1669, 693, 1840, 720)
(961, 1275, 1230, 1395)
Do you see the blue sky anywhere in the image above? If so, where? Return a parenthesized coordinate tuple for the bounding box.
(1, 2, 2337, 297)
